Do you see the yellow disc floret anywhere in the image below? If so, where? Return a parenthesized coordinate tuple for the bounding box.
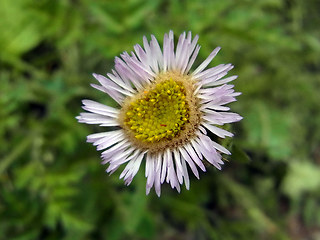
(124, 79, 189, 143)
(119, 71, 201, 153)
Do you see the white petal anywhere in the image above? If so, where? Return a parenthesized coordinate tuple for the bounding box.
(107, 73, 135, 93)
(205, 75, 238, 87)
(93, 73, 133, 97)
(82, 100, 119, 114)
(190, 138, 204, 161)
(173, 149, 184, 184)
(160, 151, 168, 184)
(180, 152, 190, 190)
(96, 132, 125, 151)
(154, 156, 162, 197)
(211, 141, 231, 155)
(127, 152, 145, 183)
(195, 63, 232, 80)
(192, 47, 221, 75)
(185, 45, 200, 73)
(90, 83, 123, 105)
(77, 113, 119, 126)
(184, 143, 206, 172)
(150, 35, 163, 71)
(165, 149, 180, 192)
(90, 130, 122, 145)
(111, 148, 139, 166)
(175, 32, 186, 70)
(179, 147, 199, 179)
(121, 151, 145, 185)
(108, 147, 135, 165)
(196, 137, 223, 169)
(101, 139, 129, 158)
(146, 153, 156, 195)
(200, 103, 230, 111)
(202, 115, 223, 125)
(202, 122, 234, 138)
(87, 130, 121, 143)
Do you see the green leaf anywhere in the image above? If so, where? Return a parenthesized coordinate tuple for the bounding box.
(282, 161, 320, 198)
(231, 143, 251, 163)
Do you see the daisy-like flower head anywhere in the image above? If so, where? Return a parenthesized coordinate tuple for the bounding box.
(77, 31, 242, 196)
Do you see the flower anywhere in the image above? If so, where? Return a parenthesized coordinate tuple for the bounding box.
(77, 31, 242, 196)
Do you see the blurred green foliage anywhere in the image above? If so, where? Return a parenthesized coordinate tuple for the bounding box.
(1, 0, 320, 239)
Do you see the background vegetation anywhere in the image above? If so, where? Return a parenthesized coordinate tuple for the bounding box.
(1, 0, 320, 239)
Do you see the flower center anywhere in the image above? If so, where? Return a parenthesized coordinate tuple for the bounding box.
(125, 79, 189, 143)
(119, 72, 201, 153)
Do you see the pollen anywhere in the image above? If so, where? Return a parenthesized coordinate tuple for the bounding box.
(123, 79, 189, 143)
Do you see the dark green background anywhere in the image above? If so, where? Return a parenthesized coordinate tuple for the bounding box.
(1, 0, 320, 239)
